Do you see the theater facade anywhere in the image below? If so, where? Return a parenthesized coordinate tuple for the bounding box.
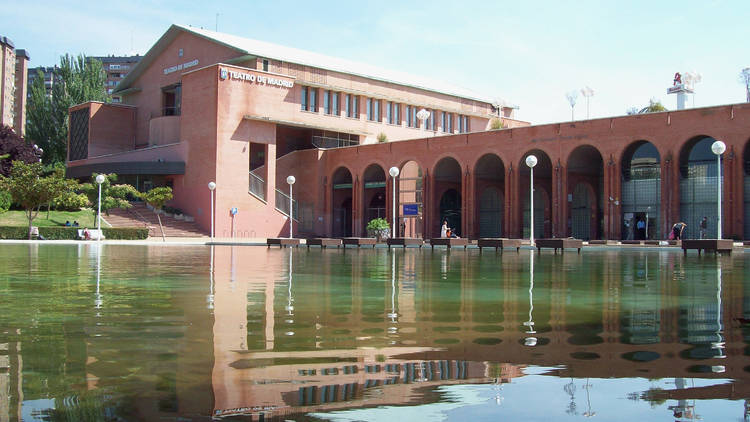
(67, 25, 750, 240)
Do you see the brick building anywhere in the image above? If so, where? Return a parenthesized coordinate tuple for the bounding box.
(0, 35, 29, 135)
(66, 24, 750, 240)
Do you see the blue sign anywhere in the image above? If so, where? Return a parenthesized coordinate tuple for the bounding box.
(403, 204, 419, 216)
(230, 207, 238, 216)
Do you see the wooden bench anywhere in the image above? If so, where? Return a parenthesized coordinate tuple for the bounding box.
(535, 238, 582, 253)
(306, 238, 342, 248)
(342, 237, 377, 248)
(681, 239, 734, 255)
(267, 238, 301, 248)
(477, 238, 521, 252)
(387, 237, 424, 248)
(430, 238, 469, 249)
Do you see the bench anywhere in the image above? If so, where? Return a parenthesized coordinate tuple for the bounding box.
(430, 238, 469, 249)
(77, 229, 105, 240)
(681, 239, 734, 255)
(477, 238, 521, 252)
(267, 238, 301, 248)
(387, 237, 424, 248)
(306, 238, 342, 248)
(535, 238, 582, 253)
(341, 237, 377, 248)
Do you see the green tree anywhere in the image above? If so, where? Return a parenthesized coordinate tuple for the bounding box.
(26, 55, 108, 165)
(79, 173, 138, 217)
(627, 99, 668, 115)
(0, 161, 70, 238)
(489, 118, 504, 130)
(141, 187, 173, 242)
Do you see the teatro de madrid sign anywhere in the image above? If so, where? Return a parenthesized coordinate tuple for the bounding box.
(219, 68, 294, 88)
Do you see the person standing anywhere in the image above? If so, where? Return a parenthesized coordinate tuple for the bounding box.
(440, 220, 448, 238)
(636, 218, 646, 240)
(699, 216, 708, 239)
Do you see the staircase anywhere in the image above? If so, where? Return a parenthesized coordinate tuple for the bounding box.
(106, 202, 207, 237)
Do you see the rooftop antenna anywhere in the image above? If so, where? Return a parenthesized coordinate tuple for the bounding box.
(566, 90, 578, 121)
(580, 86, 594, 119)
(682, 71, 702, 107)
(740, 67, 750, 103)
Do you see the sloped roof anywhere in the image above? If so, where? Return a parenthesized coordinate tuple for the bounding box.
(115, 24, 512, 107)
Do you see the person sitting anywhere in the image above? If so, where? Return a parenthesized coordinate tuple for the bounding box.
(73, 221, 79, 227)
(83, 228, 91, 240)
(64, 220, 71, 226)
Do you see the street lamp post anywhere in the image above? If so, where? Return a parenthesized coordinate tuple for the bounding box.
(646, 206, 650, 239)
(95, 174, 105, 242)
(208, 182, 216, 241)
(287, 176, 296, 239)
(389, 167, 400, 238)
(525, 155, 538, 246)
(711, 141, 726, 239)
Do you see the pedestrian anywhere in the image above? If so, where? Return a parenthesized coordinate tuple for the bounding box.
(672, 222, 687, 240)
(441, 220, 448, 238)
(636, 218, 646, 240)
(699, 216, 708, 239)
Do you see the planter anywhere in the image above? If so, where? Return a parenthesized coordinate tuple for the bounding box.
(367, 228, 390, 241)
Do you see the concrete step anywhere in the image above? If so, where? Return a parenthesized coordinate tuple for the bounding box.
(107, 202, 207, 237)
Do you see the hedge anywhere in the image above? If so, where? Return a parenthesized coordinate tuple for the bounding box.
(0, 226, 149, 240)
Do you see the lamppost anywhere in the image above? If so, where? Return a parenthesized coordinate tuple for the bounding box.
(95, 174, 105, 241)
(208, 182, 216, 242)
(525, 155, 538, 246)
(711, 141, 726, 239)
(389, 166, 400, 238)
(646, 206, 650, 239)
(287, 175, 296, 239)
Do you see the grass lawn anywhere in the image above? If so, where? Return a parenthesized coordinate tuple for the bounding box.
(0, 210, 96, 227)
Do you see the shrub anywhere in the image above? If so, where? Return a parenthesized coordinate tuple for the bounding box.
(366, 218, 390, 231)
(52, 191, 89, 211)
(490, 118, 504, 130)
(377, 132, 387, 143)
(0, 226, 149, 240)
(0, 190, 10, 213)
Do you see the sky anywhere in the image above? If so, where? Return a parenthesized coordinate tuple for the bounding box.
(3, 0, 750, 124)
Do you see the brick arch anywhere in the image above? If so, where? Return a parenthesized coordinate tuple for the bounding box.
(330, 166, 354, 237)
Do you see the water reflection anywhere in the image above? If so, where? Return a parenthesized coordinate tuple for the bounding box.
(0, 245, 749, 420)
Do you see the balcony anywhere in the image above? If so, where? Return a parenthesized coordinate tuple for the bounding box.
(149, 115, 180, 146)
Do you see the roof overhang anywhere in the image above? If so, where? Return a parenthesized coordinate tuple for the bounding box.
(243, 115, 370, 136)
(66, 161, 185, 179)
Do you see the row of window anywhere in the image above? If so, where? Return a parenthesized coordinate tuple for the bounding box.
(301, 87, 470, 133)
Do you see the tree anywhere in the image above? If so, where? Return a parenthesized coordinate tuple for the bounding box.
(79, 173, 138, 217)
(627, 99, 668, 115)
(141, 187, 173, 242)
(0, 124, 42, 176)
(0, 161, 70, 239)
(25, 55, 108, 165)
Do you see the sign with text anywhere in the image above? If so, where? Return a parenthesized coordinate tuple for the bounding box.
(403, 204, 419, 216)
(219, 67, 294, 88)
(163, 59, 199, 75)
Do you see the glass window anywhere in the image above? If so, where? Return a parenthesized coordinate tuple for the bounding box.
(394, 103, 400, 125)
(412, 107, 418, 128)
(309, 88, 317, 112)
(441, 111, 446, 132)
(332, 92, 339, 115)
(345, 94, 351, 117)
(374, 100, 380, 122)
(301, 87, 308, 111)
(263, 59, 269, 72)
(366, 98, 373, 121)
(352, 96, 359, 118)
(387, 102, 392, 124)
(464, 116, 469, 132)
(406, 106, 412, 127)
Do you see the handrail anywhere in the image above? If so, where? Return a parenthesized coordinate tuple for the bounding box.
(249, 170, 266, 201)
(311, 135, 358, 149)
(275, 188, 299, 222)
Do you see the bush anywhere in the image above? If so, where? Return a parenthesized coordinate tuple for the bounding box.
(0, 226, 149, 240)
(0, 190, 10, 213)
(490, 118, 504, 130)
(52, 191, 89, 211)
(366, 218, 390, 231)
(377, 132, 387, 143)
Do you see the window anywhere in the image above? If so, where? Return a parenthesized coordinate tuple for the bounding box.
(458, 114, 463, 133)
(301, 87, 317, 112)
(387, 102, 392, 124)
(441, 111, 446, 132)
(109, 64, 121, 70)
(332, 92, 339, 116)
(263, 59, 269, 72)
(446, 113, 453, 133)
(346, 95, 359, 118)
(412, 106, 418, 128)
(426, 110, 432, 130)
(406, 105, 412, 127)
(178, 48, 183, 57)
(374, 99, 381, 122)
(324, 91, 330, 115)
(394, 103, 400, 125)
(162, 83, 181, 116)
(366, 98, 373, 121)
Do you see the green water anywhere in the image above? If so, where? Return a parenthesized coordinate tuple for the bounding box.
(0, 244, 748, 421)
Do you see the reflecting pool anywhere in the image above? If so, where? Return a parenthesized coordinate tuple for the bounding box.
(1, 244, 748, 421)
